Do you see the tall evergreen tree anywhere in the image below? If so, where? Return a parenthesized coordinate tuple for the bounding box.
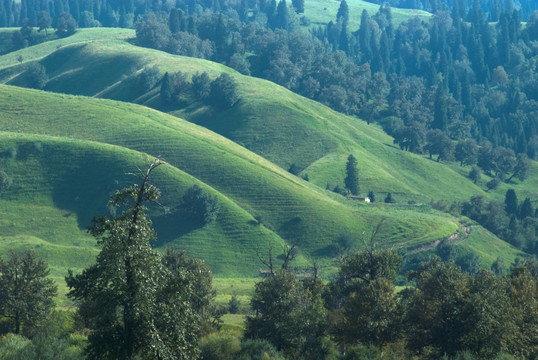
(344, 154, 359, 195)
(291, 0, 303, 14)
(160, 72, 174, 104)
(275, 0, 289, 30)
(336, 0, 349, 25)
(433, 85, 449, 131)
(504, 189, 519, 215)
(519, 197, 534, 219)
(359, 10, 371, 61)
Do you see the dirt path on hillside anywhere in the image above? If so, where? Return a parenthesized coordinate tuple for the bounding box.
(407, 226, 472, 253)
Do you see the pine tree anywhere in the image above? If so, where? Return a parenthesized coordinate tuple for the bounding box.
(344, 154, 359, 195)
(433, 85, 449, 131)
(169, 8, 181, 33)
(336, 0, 349, 24)
(359, 10, 371, 61)
(291, 0, 304, 14)
(160, 72, 175, 104)
(519, 197, 534, 219)
(275, 0, 289, 30)
(504, 189, 518, 215)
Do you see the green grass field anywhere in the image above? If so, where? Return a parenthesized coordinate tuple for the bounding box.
(0, 28, 529, 297)
(303, 0, 432, 30)
(0, 85, 474, 279)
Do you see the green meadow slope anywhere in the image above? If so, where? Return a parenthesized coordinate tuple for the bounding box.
(1, 31, 534, 205)
(0, 132, 289, 278)
(303, 0, 432, 30)
(0, 29, 529, 279)
(0, 85, 478, 275)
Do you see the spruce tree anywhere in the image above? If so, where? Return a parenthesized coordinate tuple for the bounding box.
(160, 72, 174, 104)
(344, 154, 359, 195)
(433, 85, 449, 131)
(519, 197, 534, 219)
(275, 0, 289, 30)
(504, 189, 518, 215)
(336, 0, 349, 24)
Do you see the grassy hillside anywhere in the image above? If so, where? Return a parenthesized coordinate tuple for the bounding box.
(0, 85, 475, 273)
(0, 132, 293, 278)
(2, 32, 533, 206)
(303, 0, 432, 30)
(0, 29, 529, 280)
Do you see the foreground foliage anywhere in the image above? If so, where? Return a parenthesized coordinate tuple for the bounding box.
(65, 161, 200, 360)
(0, 250, 57, 336)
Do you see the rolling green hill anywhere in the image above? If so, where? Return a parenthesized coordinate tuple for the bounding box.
(0, 132, 289, 279)
(1, 31, 535, 206)
(0, 29, 530, 283)
(303, 0, 432, 30)
(0, 84, 482, 277)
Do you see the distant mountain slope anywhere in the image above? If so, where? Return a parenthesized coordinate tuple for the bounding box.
(1, 31, 531, 205)
(0, 131, 289, 277)
(304, 0, 432, 29)
(0, 85, 475, 274)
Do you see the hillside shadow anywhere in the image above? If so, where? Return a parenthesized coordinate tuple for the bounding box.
(152, 211, 203, 246)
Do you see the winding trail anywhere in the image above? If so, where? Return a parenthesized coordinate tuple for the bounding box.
(407, 225, 472, 253)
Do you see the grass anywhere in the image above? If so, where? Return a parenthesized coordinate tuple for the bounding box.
(0, 86, 468, 278)
(0, 28, 528, 284)
(303, 0, 432, 30)
(0, 31, 519, 206)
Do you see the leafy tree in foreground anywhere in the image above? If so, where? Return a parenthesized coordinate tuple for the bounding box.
(0, 250, 57, 336)
(245, 270, 327, 358)
(162, 248, 220, 336)
(65, 160, 200, 360)
(344, 154, 359, 195)
(331, 246, 402, 346)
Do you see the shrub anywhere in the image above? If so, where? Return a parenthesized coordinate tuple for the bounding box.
(180, 185, 220, 225)
(209, 73, 239, 109)
(199, 332, 241, 360)
(0, 170, 10, 191)
(26, 63, 48, 89)
(238, 339, 283, 360)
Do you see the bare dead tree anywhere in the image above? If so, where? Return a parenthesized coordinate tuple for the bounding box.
(282, 244, 297, 271)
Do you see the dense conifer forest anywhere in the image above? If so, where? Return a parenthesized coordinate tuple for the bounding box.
(6, 0, 536, 162)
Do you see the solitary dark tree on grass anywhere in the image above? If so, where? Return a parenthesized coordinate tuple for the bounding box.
(26, 63, 48, 89)
(344, 154, 359, 195)
(55, 12, 77, 37)
(180, 185, 220, 225)
(209, 73, 239, 109)
(469, 166, 481, 184)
